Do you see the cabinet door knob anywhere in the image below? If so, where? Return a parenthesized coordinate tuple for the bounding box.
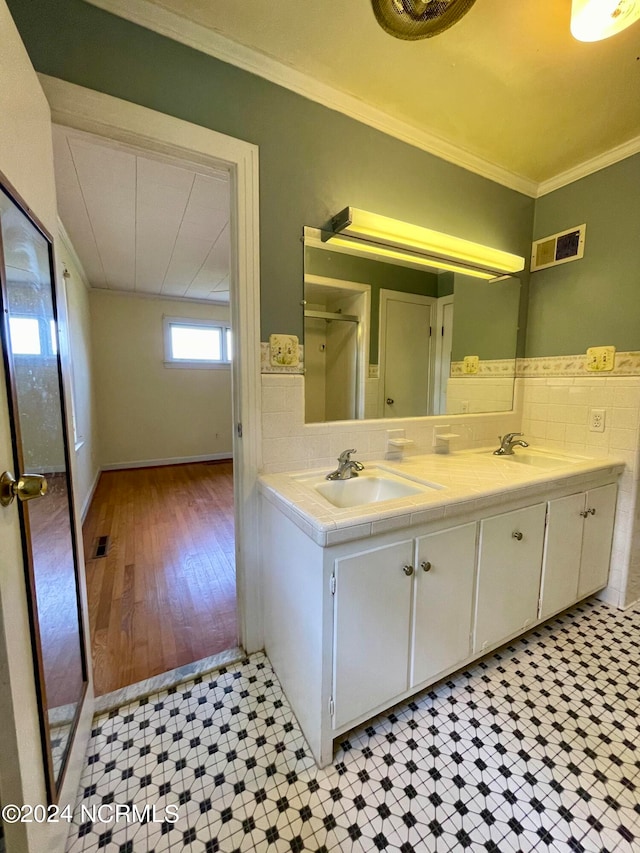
(402, 564, 414, 576)
(386, 398, 395, 405)
(421, 561, 432, 572)
(512, 530, 523, 541)
(589, 507, 596, 515)
(580, 510, 589, 518)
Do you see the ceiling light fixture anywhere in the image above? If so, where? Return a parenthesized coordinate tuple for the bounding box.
(370, 0, 477, 41)
(326, 208, 525, 278)
(570, 0, 640, 41)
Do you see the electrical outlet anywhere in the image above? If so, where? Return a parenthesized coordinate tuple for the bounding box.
(589, 408, 606, 433)
(463, 355, 479, 374)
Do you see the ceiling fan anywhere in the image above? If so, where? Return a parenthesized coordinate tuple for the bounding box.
(370, 0, 477, 41)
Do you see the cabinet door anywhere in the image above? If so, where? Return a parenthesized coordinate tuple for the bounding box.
(412, 523, 477, 687)
(539, 493, 584, 620)
(333, 540, 413, 729)
(578, 483, 617, 598)
(474, 504, 546, 654)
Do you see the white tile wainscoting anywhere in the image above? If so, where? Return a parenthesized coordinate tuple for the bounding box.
(519, 375, 640, 610)
(260, 374, 521, 477)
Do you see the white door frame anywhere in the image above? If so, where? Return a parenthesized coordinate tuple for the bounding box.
(378, 289, 436, 418)
(303, 273, 370, 420)
(434, 294, 454, 415)
(39, 75, 264, 653)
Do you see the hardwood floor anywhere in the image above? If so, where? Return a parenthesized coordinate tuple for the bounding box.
(82, 461, 237, 696)
(28, 472, 85, 709)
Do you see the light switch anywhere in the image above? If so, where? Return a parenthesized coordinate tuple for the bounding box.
(586, 346, 615, 372)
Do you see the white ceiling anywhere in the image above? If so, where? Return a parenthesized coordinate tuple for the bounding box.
(52, 125, 231, 302)
(91, 0, 640, 189)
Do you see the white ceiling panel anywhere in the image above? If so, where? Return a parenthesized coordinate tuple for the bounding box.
(188, 173, 230, 212)
(164, 244, 213, 286)
(52, 126, 231, 302)
(181, 206, 229, 243)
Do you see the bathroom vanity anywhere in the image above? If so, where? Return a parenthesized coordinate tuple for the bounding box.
(259, 449, 623, 766)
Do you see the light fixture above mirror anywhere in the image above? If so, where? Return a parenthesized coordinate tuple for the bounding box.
(325, 208, 525, 281)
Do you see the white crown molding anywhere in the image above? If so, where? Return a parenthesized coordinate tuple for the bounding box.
(85, 0, 539, 197)
(89, 285, 230, 307)
(536, 135, 640, 197)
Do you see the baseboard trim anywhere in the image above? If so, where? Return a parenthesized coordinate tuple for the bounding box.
(80, 467, 101, 522)
(102, 452, 233, 471)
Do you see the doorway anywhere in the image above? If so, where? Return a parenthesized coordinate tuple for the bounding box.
(44, 86, 261, 692)
(303, 275, 370, 422)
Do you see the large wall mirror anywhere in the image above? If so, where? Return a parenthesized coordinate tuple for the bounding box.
(303, 226, 521, 423)
(0, 176, 88, 802)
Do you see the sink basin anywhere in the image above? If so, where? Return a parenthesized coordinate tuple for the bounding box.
(292, 467, 443, 508)
(497, 450, 582, 470)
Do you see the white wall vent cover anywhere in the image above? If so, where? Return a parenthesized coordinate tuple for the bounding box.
(531, 224, 586, 272)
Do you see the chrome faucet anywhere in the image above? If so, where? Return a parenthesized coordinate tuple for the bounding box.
(493, 432, 529, 456)
(326, 449, 365, 480)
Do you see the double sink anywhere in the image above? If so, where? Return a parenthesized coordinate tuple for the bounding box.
(292, 448, 583, 509)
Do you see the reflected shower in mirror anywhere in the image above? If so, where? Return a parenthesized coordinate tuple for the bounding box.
(303, 227, 521, 423)
(0, 181, 87, 800)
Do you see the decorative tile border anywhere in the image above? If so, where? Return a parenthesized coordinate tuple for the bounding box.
(260, 341, 304, 373)
(517, 351, 640, 377)
(450, 358, 516, 377)
(260, 346, 640, 377)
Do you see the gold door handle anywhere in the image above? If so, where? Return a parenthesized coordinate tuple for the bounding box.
(1, 471, 48, 507)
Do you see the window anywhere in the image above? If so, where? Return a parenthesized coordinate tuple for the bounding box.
(8, 316, 58, 357)
(164, 317, 232, 368)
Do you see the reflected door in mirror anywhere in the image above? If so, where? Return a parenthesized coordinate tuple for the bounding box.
(379, 290, 435, 418)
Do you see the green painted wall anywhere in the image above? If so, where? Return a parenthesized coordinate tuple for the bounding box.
(451, 275, 520, 362)
(305, 246, 438, 362)
(527, 154, 640, 357)
(7, 0, 534, 347)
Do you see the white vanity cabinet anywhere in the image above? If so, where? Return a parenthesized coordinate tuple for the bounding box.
(260, 463, 621, 768)
(333, 523, 477, 730)
(473, 504, 547, 654)
(539, 483, 617, 619)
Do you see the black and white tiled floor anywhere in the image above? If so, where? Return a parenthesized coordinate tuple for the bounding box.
(66, 599, 640, 852)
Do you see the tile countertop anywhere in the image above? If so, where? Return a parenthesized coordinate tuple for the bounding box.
(258, 448, 626, 547)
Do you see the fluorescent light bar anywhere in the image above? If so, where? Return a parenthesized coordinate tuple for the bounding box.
(329, 208, 525, 276)
(327, 234, 496, 279)
(571, 0, 640, 41)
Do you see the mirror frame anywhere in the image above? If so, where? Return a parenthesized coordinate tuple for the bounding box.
(0, 170, 88, 803)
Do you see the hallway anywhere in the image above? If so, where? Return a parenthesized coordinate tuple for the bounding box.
(65, 598, 638, 852)
(83, 462, 237, 695)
